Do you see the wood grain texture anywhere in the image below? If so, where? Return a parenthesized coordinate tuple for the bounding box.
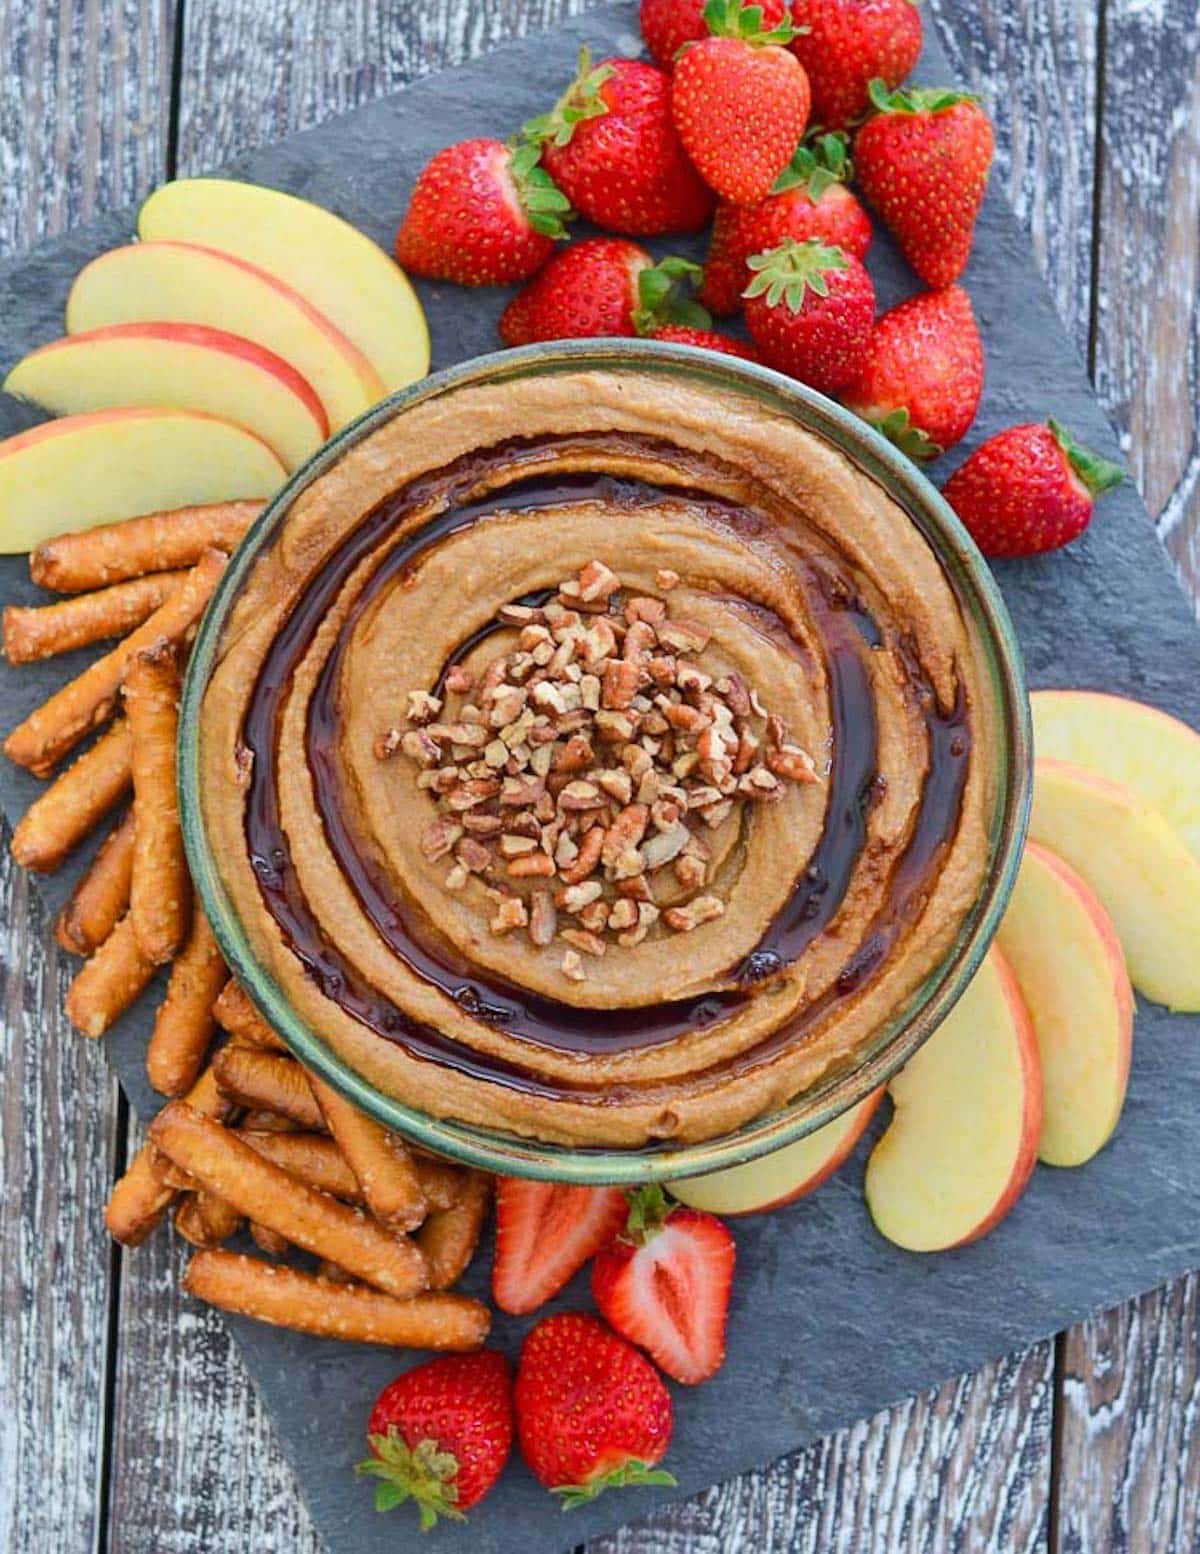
(1058, 1279, 1200, 1553)
(1091, 0, 1200, 604)
(0, 839, 121, 1554)
(0, 0, 173, 252)
(591, 1344, 1054, 1554)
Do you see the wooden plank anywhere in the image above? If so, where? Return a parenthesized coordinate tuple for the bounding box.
(0, 839, 122, 1554)
(0, 0, 173, 253)
(1054, 3, 1200, 1540)
(1090, 0, 1200, 603)
(0, 3, 172, 1551)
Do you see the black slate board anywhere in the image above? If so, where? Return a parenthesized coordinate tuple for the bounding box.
(2, 7, 1199, 1551)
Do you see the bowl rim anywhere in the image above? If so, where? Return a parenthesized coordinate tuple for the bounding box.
(179, 338, 1032, 1184)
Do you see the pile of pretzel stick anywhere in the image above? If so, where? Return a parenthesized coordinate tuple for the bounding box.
(4, 502, 492, 1349)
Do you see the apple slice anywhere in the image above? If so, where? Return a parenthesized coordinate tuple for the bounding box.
(1031, 689, 1200, 863)
(671, 1090, 882, 1215)
(6, 323, 327, 473)
(0, 409, 285, 553)
(997, 841, 1133, 1167)
(67, 241, 384, 432)
(138, 178, 431, 393)
(865, 948, 1041, 1252)
(1029, 757, 1200, 1011)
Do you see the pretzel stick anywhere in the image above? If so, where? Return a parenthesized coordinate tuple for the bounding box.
(55, 810, 136, 955)
(211, 1046, 325, 1130)
(238, 1131, 363, 1201)
(212, 978, 288, 1052)
(147, 901, 227, 1096)
(315, 1259, 356, 1285)
(175, 1191, 243, 1248)
(249, 1223, 291, 1257)
(149, 1103, 429, 1297)
(183, 1251, 489, 1350)
(105, 1066, 231, 1246)
(65, 913, 158, 1037)
(308, 1072, 427, 1232)
(417, 1172, 492, 1291)
(124, 638, 190, 962)
(11, 720, 131, 872)
(3, 571, 189, 663)
(30, 501, 260, 592)
(239, 1109, 302, 1134)
(4, 549, 225, 775)
(411, 1155, 467, 1213)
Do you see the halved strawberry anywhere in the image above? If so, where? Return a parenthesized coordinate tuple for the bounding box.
(591, 1186, 736, 1384)
(492, 1178, 628, 1315)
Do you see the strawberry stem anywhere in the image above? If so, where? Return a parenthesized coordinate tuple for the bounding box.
(865, 407, 943, 462)
(701, 0, 797, 46)
(1048, 419, 1125, 496)
(771, 131, 852, 198)
(742, 238, 849, 311)
(622, 1183, 673, 1242)
(522, 48, 614, 149)
(866, 78, 977, 115)
(632, 257, 713, 335)
(355, 1429, 467, 1530)
(507, 138, 574, 239)
(552, 1458, 678, 1510)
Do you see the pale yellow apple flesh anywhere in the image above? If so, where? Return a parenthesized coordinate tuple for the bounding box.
(997, 841, 1133, 1167)
(138, 179, 431, 393)
(1031, 689, 1200, 864)
(865, 949, 1042, 1252)
(67, 241, 384, 431)
(6, 322, 327, 473)
(671, 1090, 882, 1215)
(0, 408, 285, 553)
(1029, 757, 1200, 1011)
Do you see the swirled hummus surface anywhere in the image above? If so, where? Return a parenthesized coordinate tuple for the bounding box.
(198, 366, 1000, 1147)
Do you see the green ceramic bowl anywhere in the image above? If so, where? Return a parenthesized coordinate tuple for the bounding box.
(180, 340, 1031, 1184)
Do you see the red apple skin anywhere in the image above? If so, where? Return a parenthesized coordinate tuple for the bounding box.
(24, 321, 331, 440)
(726, 1090, 882, 1217)
(947, 946, 1043, 1249)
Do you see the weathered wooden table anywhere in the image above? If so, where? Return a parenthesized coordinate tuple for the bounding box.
(2, 2, 1197, 1548)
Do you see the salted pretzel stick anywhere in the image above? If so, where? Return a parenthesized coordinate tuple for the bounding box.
(4, 548, 226, 775)
(3, 570, 189, 663)
(175, 1191, 243, 1248)
(65, 913, 158, 1037)
(11, 720, 131, 872)
(308, 1072, 427, 1232)
(212, 978, 288, 1052)
(411, 1154, 467, 1213)
(30, 501, 260, 593)
(147, 901, 227, 1096)
(417, 1172, 492, 1291)
(249, 1223, 290, 1256)
(125, 638, 190, 963)
(55, 811, 136, 955)
(183, 1251, 489, 1350)
(105, 1066, 231, 1246)
(149, 1103, 429, 1297)
(211, 1045, 325, 1130)
(238, 1131, 363, 1201)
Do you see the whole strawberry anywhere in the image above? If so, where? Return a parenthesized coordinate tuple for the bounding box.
(394, 138, 571, 286)
(941, 420, 1124, 558)
(640, 0, 790, 71)
(498, 239, 706, 347)
(516, 1312, 676, 1506)
(790, 0, 923, 129)
(843, 285, 983, 459)
(671, 0, 810, 205)
(356, 1351, 513, 1529)
(742, 237, 875, 393)
(592, 1186, 736, 1384)
(854, 81, 994, 287)
(525, 52, 713, 236)
(647, 324, 761, 359)
(700, 132, 872, 315)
